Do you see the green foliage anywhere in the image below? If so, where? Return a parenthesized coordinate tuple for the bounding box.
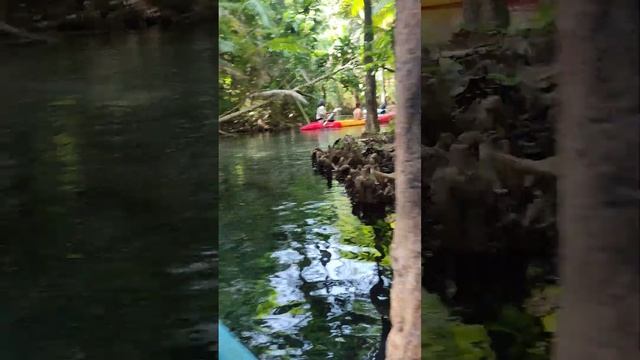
(422, 291, 496, 359)
(372, 0, 395, 29)
(350, 0, 364, 17)
(541, 313, 556, 333)
(486, 306, 550, 359)
(244, 0, 273, 28)
(266, 36, 306, 53)
(533, 2, 555, 30)
(487, 73, 520, 86)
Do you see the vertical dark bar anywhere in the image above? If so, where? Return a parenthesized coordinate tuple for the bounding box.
(555, 0, 639, 358)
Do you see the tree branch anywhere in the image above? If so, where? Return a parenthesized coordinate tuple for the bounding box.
(219, 101, 270, 123)
(292, 63, 355, 91)
(372, 169, 396, 180)
(219, 63, 354, 123)
(295, 98, 310, 124)
(0, 21, 53, 43)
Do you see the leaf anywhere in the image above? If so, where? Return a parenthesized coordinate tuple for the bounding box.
(219, 1, 243, 11)
(373, 1, 395, 29)
(542, 313, 556, 333)
(422, 290, 496, 359)
(487, 73, 520, 86)
(266, 37, 306, 53)
(219, 38, 235, 54)
(244, 0, 272, 28)
(350, 0, 364, 17)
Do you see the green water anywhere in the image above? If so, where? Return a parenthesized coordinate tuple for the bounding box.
(0, 29, 217, 359)
(219, 128, 392, 359)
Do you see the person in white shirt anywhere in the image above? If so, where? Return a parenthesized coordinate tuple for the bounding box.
(316, 100, 327, 122)
(353, 102, 363, 120)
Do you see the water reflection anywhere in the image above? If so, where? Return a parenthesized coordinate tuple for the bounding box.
(0, 29, 216, 359)
(220, 128, 392, 359)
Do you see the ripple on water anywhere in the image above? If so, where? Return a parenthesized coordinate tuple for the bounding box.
(269, 265, 305, 304)
(167, 261, 215, 275)
(300, 260, 328, 283)
(272, 202, 297, 211)
(271, 249, 304, 264)
(261, 313, 312, 334)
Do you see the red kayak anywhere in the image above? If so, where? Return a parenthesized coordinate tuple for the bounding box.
(300, 113, 395, 131)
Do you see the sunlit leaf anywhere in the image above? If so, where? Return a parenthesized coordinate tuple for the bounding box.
(266, 37, 306, 53)
(350, 0, 364, 17)
(542, 313, 556, 333)
(373, 0, 395, 29)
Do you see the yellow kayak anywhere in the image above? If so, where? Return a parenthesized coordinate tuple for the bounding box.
(300, 113, 394, 131)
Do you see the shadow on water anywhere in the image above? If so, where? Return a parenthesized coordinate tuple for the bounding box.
(0, 28, 217, 359)
(219, 128, 392, 359)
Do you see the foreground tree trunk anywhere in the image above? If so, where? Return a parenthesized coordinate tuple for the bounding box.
(363, 0, 379, 134)
(386, 0, 421, 359)
(556, 0, 639, 359)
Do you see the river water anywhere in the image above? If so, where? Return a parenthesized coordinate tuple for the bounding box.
(219, 128, 393, 359)
(0, 29, 217, 359)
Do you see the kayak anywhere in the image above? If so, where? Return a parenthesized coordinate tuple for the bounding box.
(300, 112, 395, 131)
(219, 322, 257, 360)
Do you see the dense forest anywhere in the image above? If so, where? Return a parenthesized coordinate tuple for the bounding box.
(218, 0, 396, 133)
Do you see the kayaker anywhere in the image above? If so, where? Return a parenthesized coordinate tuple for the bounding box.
(353, 103, 363, 120)
(388, 100, 396, 113)
(316, 100, 327, 122)
(322, 110, 337, 126)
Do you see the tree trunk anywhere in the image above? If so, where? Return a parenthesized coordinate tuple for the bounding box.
(555, 0, 639, 359)
(385, 0, 421, 359)
(363, 0, 379, 134)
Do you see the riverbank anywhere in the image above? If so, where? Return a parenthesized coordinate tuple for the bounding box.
(0, 0, 214, 45)
(312, 132, 395, 221)
(219, 122, 300, 136)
